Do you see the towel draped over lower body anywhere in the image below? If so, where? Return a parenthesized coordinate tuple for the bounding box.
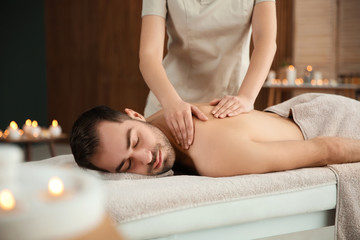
(266, 93, 360, 239)
(265, 93, 360, 140)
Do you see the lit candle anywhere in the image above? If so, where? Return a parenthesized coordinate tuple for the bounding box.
(267, 70, 276, 84)
(22, 119, 32, 136)
(18, 130, 24, 136)
(313, 71, 323, 85)
(286, 65, 296, 85)
(0, 130, 3, 139)
(7, 121, 21, 140)
(295, 78, 304, 85)
(304, 65, 313, 83)
(0, 189, 16, 211)
(32, 120, 41, 138)
(3, 130, 9, 139)
(48, 177, 64, 197)
(0, 144, 22, 211)
(330, 79, 338, 86)
(49, 120, 62, 137)
(314, 71, 322, 81)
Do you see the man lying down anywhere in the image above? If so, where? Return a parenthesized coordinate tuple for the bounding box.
(70, 93, 360, 177)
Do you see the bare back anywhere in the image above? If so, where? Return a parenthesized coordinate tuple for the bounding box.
(149, 104, 305, 176)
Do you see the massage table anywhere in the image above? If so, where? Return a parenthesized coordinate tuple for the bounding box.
(26, 154, 360, 240)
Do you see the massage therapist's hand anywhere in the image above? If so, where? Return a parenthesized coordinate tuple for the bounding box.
(210, 95, 254, 118)
(163, 100, 208, 150)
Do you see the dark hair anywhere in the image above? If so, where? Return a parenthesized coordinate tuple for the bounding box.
(70, 105, 131, 171)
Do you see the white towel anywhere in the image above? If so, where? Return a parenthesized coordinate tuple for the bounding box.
(265, 93, 360, 140)
(266, 93, 360, 239)
(25, 155, 336, 224)
(25, 154, 173, 180)
(329, 163, 360, 240)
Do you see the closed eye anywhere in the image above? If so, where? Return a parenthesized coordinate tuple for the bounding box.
(134, 136, 139, 148)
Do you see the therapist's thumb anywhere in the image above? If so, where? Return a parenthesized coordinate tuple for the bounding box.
(191, 105, 208, 121)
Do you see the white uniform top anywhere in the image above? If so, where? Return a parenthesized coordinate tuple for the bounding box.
(142, 0, 275, 116)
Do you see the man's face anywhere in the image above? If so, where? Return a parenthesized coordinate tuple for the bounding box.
(92, 119, 176, 176)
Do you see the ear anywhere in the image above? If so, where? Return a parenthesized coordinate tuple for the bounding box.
(124, 108, 146, 122)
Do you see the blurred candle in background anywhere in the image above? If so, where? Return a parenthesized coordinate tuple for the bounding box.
(49, 120, 62, 137)
(314, 71, 322, 81)
(267, 70, 276, 84)
(31, 121, 41, 138)
(7, 121, 21, 140)
(304, 65, 313, 83)
(314, 71, 323, 85)
(286, 65, 296, 85)
(22, 119, 32, 136)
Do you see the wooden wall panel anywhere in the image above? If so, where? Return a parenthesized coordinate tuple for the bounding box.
(45, 0, 148, 133)
(272, 0, 293, 70)
(338, 0, 360, 75)
(293, 0, 338, 80)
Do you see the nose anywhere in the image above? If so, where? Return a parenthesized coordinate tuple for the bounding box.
(132, 148, 153, 165)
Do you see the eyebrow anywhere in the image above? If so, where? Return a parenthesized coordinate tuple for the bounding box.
(115, 128, 132, 173)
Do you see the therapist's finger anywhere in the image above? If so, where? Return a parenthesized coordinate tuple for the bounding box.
(176, 117, 188, 149)
(216, 101, 235, 118)
(212, 98, 233, 118)
(209, 98, 221, 106)
(227, 106, 244, 117)
(221, 104, 243, 117)
(166, 118, 180, 145)
(211, 99, 227, 116)
(184, 111, 194, 147)
(191, 105, 208, 121)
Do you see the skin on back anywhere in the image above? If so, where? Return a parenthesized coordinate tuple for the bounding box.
(149, 105, 308, 177)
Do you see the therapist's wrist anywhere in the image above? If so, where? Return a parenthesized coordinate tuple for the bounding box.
(236, 94, 255, 106)
(161, 95, 184, 110)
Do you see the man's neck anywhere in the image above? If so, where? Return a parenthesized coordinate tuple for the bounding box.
(148, 112, 198, 175)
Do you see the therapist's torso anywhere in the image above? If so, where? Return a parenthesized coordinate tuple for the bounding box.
(142, 0, 268, 116)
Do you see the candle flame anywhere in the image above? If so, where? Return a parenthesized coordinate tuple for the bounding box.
(48, 177, 64, 197)
(10, 121, 18, 130)
(32, 121, 38, 128)
(289, 65, 295, 71)
(307, 65, 313, 72)
(311, 79, 316, 85)
(295, 78, 304, 85)
(25, 119, 32, 126)
(0, 189, 16, 211)
(0, 131, 2, 138)
(4, 130, 9, 138)
(52, 120, 58, 127)
(18, 129, 24, 136)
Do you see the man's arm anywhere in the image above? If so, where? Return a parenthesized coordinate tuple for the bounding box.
(193, 137, 359, 177)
